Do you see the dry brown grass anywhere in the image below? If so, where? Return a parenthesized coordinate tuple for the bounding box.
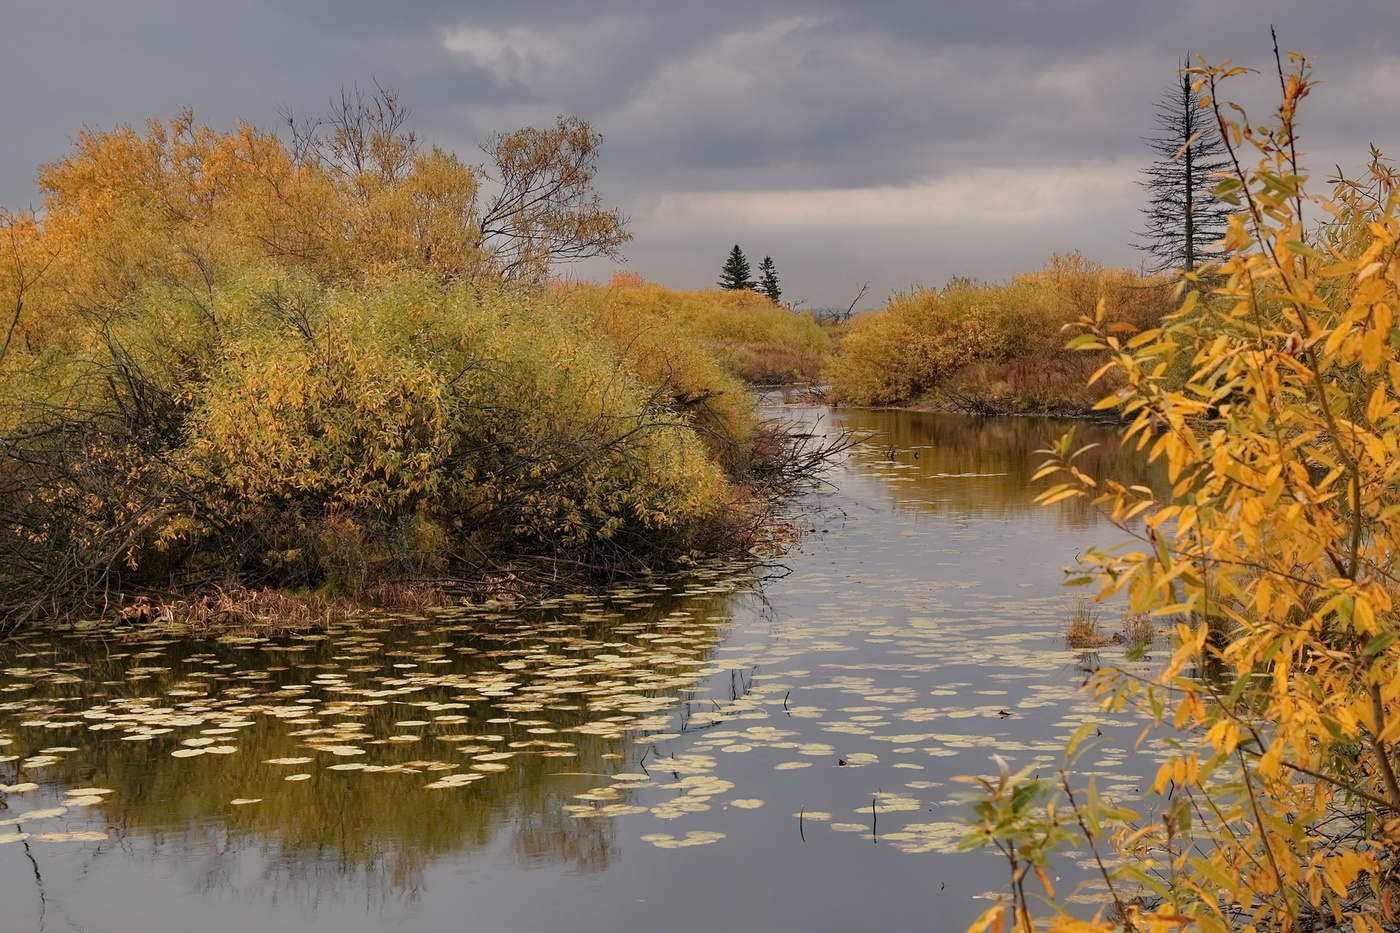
(1065, 598, 1110, 648)
(939, 354, 1112, 415)
(109, 578, 458, 637)
(1065, 600, 1159, 654)
(360, 580, 452, 612)
(1122, 612, 1156, 654)
(718, 342, 826, 385)
(114, 586, 362, 637)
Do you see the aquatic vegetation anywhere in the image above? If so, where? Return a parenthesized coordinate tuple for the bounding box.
(0, 556, 1151, 879)
(1064, 604, 1153, 653)
(1120, 613, 1154, 656)
(0, 570, 752, 874)
(1064, 598, 1108, 649)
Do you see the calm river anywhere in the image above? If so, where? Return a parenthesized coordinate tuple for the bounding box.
(0, 406, 1166, 933)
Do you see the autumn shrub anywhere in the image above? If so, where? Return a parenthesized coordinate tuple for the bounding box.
(682, 289, 830, 384)
(962, 54, 1400, 932)
(827, 256, 1174, 411)
(0, 268, 767, 623)
(207, 274, 739, 559)
(0, 100, 629, 389)
(0, 102, 815, 624)
(548, 281, 757, 464)
(548, 279, 831, 473)
(717, 342, 826, 386)
(826, 281, 1035, 405)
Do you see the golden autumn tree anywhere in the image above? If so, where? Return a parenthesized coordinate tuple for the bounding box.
(283, 86, 629, 283)
(20, 85, 629, 339)
(477, 115, 631, 282)
(0, 209, 58, 365)
(964, 47, 1400, 933)
(34, 113, 328, 308)
(0, 91, 733, 627)
(278, 83, 487, 279)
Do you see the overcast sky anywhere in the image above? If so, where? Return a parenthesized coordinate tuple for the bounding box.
(6, 1, 1400, 308)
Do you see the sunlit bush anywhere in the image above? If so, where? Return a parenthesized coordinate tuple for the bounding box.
(827, 254, 1174, 411)
(964, 55, 1400, 933)
(549, 279, 831, 468)
(581, 277, 830, 385)
(0, 102, 627, 383)
(0, 268, 765, 619)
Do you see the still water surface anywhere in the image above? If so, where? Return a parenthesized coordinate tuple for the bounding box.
(0, 407, 1166, 933)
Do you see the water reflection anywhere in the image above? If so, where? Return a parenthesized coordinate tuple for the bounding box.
(0, 580, 747, 896)
(830, 407, 1164, 526)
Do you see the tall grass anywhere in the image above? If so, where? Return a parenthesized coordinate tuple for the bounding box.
(1064, 597, 1107, 649)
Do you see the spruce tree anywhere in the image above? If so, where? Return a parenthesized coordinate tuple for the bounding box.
(1134, 59, 1233, 274)
(718, 245, 756, 290)
(757, 256, 781, 303)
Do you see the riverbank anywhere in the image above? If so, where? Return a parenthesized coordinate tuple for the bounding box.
(22, 410, 833, 638)
(865, 377, 1123, 420)
(823, 254, 1177, 413)
(807, 388, 1127, 423)
(0, 405, 1162, 933)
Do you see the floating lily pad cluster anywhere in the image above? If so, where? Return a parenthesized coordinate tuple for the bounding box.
(0, 404, 1172, 923)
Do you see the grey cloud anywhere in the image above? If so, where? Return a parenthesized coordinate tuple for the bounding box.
(6, 1, 1400, 305)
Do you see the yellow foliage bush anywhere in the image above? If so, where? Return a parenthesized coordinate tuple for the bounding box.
(0, 103, 779, 618)
(963, 54, 1400, 933)
(0, 102, 627, 378)
(29, 111, 487, 307)
(827, 255, 1173, 411)
(0, 269, 747, 609)
(546, 279, 831, 466)
(563, 278, 829, 383)
(166, 268, 744, 577)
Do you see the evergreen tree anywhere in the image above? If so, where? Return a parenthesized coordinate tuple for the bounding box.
(1134, 59, 1233, 274)
(757, 256, 781, 303)
(718, 245, 756, 290)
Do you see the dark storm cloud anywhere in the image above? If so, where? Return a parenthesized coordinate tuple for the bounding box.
(6, 1, 1400, 304)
